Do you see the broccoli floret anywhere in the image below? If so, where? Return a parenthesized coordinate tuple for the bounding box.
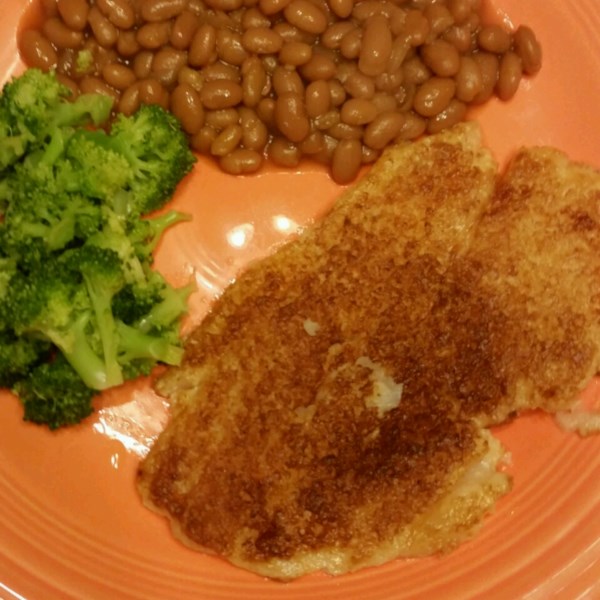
(0, 187, 102, 256)
(14, 354, 95, 429)
(5, 261, 118, 391)
(0, 69, 195, 428)
(0, 330, 50, 388)
(106, 104, 196, 215)
(0, 69, 112, 172)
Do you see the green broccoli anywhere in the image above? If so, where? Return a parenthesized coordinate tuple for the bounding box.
(0, 68, 112, 173)
(5, 260, 118, 391)
(0, 331, 50, 389)
(0, 69, 196, 428)
(105, 104, 197, 215)
(14, 354, 96, 430)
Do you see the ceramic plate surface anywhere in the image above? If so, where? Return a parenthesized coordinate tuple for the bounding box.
(1, 1, 599, 599)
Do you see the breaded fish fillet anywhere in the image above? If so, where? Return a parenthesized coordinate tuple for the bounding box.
(137, 123, 600, 579)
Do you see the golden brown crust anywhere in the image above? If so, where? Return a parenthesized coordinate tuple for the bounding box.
(137, 123, 600, 579)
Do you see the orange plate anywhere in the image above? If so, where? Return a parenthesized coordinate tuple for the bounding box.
(1, 1, 600, 599)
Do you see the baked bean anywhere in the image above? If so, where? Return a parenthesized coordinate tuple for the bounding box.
(327, 0, 353, 19)
(201, 80, 244, 109)
(421, 40, 460, 77)
(404, 10, 430, 46)
(138, 77, 169, 107)
(137, 22, 171, 50)
(397, 110, 427, 140)
(514, 25, 542, 75)
(96, 0, 136, 30)
(210, 124, 243, 155)
(41, 0, 59, 18)
(170, 82, 205, 134)
(361, 145, 380, 164)
(102, 62, 136, 90)
(358, 15, 393, 77)
(268, 137, 301, 167)
(273, 22, 316, 45)
(388, 7, 406, 36)
(88, 7, 119, 48)
(471, 51, 498, 104)
(284, 0, 328, 35)
(178, 66, 204, 91)
(300, 130, 326, 154)
(275, 93, 310, 141)
(387, 37, 410, 73)
(496, 51, 522, 101)
(272, 66, 304, 95)
(328, 80, 346, 106)
(331, 138, 362, 184)
(57, 0, 89, 31)
(189, 24, 217, 67)
(205, 108, 240, 128)
(339, 28, 362, 59)
(191, 126, 218, 153)
(202, 62, 241, 83)
(454, 55, 483, 102)
(21, 0, 543, 181)
(258, 0, 292, 14)
(240, 107, 269, 150)
(305, 80, 330, 117)
(118, 82, 141, 115)
(80, 75, 119, 103)
(241, 56, 268, 106)
(375, 70, 403, 94)
(256, 97, 277, 128)
(327, 121, 363, 141)
(300, 53, 337, 81)
(402, 56, 431, 85)
(314, 109, 340, 130)
(117, 30, 141, 57)
(205, 0, 244, 10)
(19, 30, 58, 71)
(478, 25, 511, 54)
(464, 11, 480, 33)
(262, 54, 279, 75)
(141, 0, 187, 22)
(321, 21, 355, 49)
(279, 41, 313, 66)
(42, 17, 83, 49)
(340, 97, 377, 126)
(311, 133, 337, 164)
(447, 0, 472, 24)
(363, 111, 404, 149)
(241, 7, 269, 29)
(427, 98, 466, 133)
(413, 77, 456, 117)
(443, 24, 472, 54)
(242, 27, 284, 54)
(352, 1, 393, 22)
(371, 92, 396, 113)
(217, 29, 248, 65)
(55, 48, 76, 78)
(424, 4, 454, 36)
(170, 11, 199, 50)
(133, 51, 154, 79)
(219, 148, 263, 174)
(344, 71, 375, 99)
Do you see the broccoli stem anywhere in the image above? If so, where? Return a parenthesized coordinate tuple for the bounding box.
(137, 283, 194, 333)
(117, 321, 184, 366)
(47, 313, 121, 390)
(82, 275, 124, 389)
